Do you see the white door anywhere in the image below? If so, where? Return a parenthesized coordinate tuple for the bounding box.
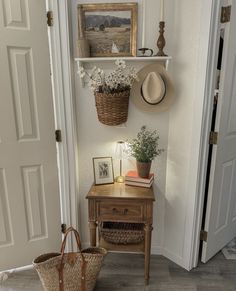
(0, 0, 61, 270)
(202, 2, 236, 262)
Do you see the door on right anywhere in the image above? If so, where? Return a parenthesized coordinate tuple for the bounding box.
(202, 2, 236, 263)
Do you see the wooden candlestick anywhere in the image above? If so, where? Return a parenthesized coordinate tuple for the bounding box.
(155, 21, 167, 56)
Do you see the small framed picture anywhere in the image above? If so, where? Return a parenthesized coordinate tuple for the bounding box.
(93, 157, 114, 185)
(78, 3, 138, 57)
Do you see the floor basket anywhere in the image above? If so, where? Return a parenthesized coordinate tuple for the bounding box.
(100, 222, 144, 245)
(94, 90, 130, 126)
(33, 227, 107, 291)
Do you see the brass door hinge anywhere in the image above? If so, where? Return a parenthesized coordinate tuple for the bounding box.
(221, 6, 231, 23)
(61, 224, 67, 234)
(209, 131, 218, 145)
(214, 93, 219, 106)
(47, 11, 53, 27)
(55, 129, 62, 142)
(200, 230, 208, 242)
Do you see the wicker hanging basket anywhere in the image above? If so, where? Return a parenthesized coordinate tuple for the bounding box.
(94, 89, 130, 126)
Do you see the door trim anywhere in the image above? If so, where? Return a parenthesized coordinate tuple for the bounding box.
(46, 0, 78, 244)
(189, 0, 224, 268)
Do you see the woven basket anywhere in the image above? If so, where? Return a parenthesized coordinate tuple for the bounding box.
(100, 222, 144, 245)
(33, 227, 107, 291)
(95, 90, 130, 126)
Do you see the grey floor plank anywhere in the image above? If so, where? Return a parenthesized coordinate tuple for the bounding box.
(0, 252, 236, 291)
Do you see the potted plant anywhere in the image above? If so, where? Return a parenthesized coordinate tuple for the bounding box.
(78, 60, 138, 126)
(126, 126, 164, 178)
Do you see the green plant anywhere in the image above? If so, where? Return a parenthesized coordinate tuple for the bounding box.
(126, 126, 164, 162)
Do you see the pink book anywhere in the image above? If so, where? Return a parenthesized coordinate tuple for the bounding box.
(125, 179, 154, 188)
(125, 171, 154, 183)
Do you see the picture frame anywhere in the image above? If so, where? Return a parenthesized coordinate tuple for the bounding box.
(78, 3, 138, 57)
(93, 157, 114, 185)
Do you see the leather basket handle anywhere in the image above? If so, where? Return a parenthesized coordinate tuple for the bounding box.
(60, 226, 83, 254)
(58, 227, 86, 291)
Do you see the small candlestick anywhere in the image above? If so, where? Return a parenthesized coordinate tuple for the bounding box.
(155, 21, 167, 56)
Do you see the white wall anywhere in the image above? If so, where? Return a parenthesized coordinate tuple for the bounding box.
(71, 0, 169, 253)
(70, 0, 208, 269)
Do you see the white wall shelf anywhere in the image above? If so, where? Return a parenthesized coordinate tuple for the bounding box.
(75, 56, 171, 62)
(75, 56, 172, 87)
(75, 55, 172, 70)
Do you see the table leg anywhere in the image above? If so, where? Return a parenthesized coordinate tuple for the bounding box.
(144, 223, 153, 285)
(89, 221, 97, 247)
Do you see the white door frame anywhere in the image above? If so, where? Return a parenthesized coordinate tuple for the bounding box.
(189, 0, 226, 268)
(46, 0, 79, 238)
(46, 0, 218, 266)
(45, 0, 227, 268)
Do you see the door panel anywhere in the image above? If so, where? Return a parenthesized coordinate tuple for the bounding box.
(0, 0, 61, 270)
(8, 47, 39, 140)
(202, 1, 236, 262)
(226, 57, 236, 134)
(2, 0, 29, 30)
(215, 160, 233, 231)
(0, 168, 13, 247)
(21, 165, 47, 241)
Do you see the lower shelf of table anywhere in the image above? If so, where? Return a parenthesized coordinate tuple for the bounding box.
(99, 237, 145, 253)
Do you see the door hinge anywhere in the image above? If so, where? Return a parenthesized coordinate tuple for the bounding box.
(47, 11, 54, 27)
(61, 223, 67, 234)
(221, 6, 231, 23)
(55, 129, 62, 142)
(200, 230, 208, 242)
(209, 131, 218, 145)
(214, 93, 219, 106)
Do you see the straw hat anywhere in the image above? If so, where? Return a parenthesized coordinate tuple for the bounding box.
(130, 63, 175, 112)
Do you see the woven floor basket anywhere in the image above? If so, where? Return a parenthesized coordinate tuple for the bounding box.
(33, 227, 107, 291)
(100, 222, 144, 245)
(95, 90, 130, 126)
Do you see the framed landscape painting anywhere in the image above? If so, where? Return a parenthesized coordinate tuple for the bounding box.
(78, 3, 137, 57)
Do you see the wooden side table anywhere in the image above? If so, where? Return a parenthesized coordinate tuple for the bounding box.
(86, 183, 155, 285)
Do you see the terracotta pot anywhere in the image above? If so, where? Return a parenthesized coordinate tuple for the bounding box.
(136, 161, 152, 178)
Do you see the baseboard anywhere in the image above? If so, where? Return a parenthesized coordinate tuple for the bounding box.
(151, 245, 162, 255)
(82, 241, 188, 270)
(83, 241, 162, 255)
(162, 248, 188, 270)
(2, 264, 33, 274)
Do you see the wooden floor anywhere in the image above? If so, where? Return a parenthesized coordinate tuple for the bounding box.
(1, 252, 236, 291)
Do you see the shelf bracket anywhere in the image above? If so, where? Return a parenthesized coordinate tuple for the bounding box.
(76, 60, 85, 87)
(165, 59, 170, 70)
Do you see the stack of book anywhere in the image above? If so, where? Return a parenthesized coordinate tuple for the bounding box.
(125, 171, 154, 188)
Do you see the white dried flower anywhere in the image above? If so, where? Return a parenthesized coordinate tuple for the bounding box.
(115, 59, 126, 69)
(78, 66, 85, 78)
(78, 60, 138, 94)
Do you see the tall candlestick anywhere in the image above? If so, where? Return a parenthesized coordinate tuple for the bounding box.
(141, 0, 146, 48)
(160, 0, 164, 21)
(154, 21, 167, 56)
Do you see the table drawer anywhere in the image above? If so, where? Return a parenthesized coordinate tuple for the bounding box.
(97, 200, 144, 221)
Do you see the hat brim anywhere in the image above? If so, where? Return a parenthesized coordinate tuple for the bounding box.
(130, 63, 175, 112)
